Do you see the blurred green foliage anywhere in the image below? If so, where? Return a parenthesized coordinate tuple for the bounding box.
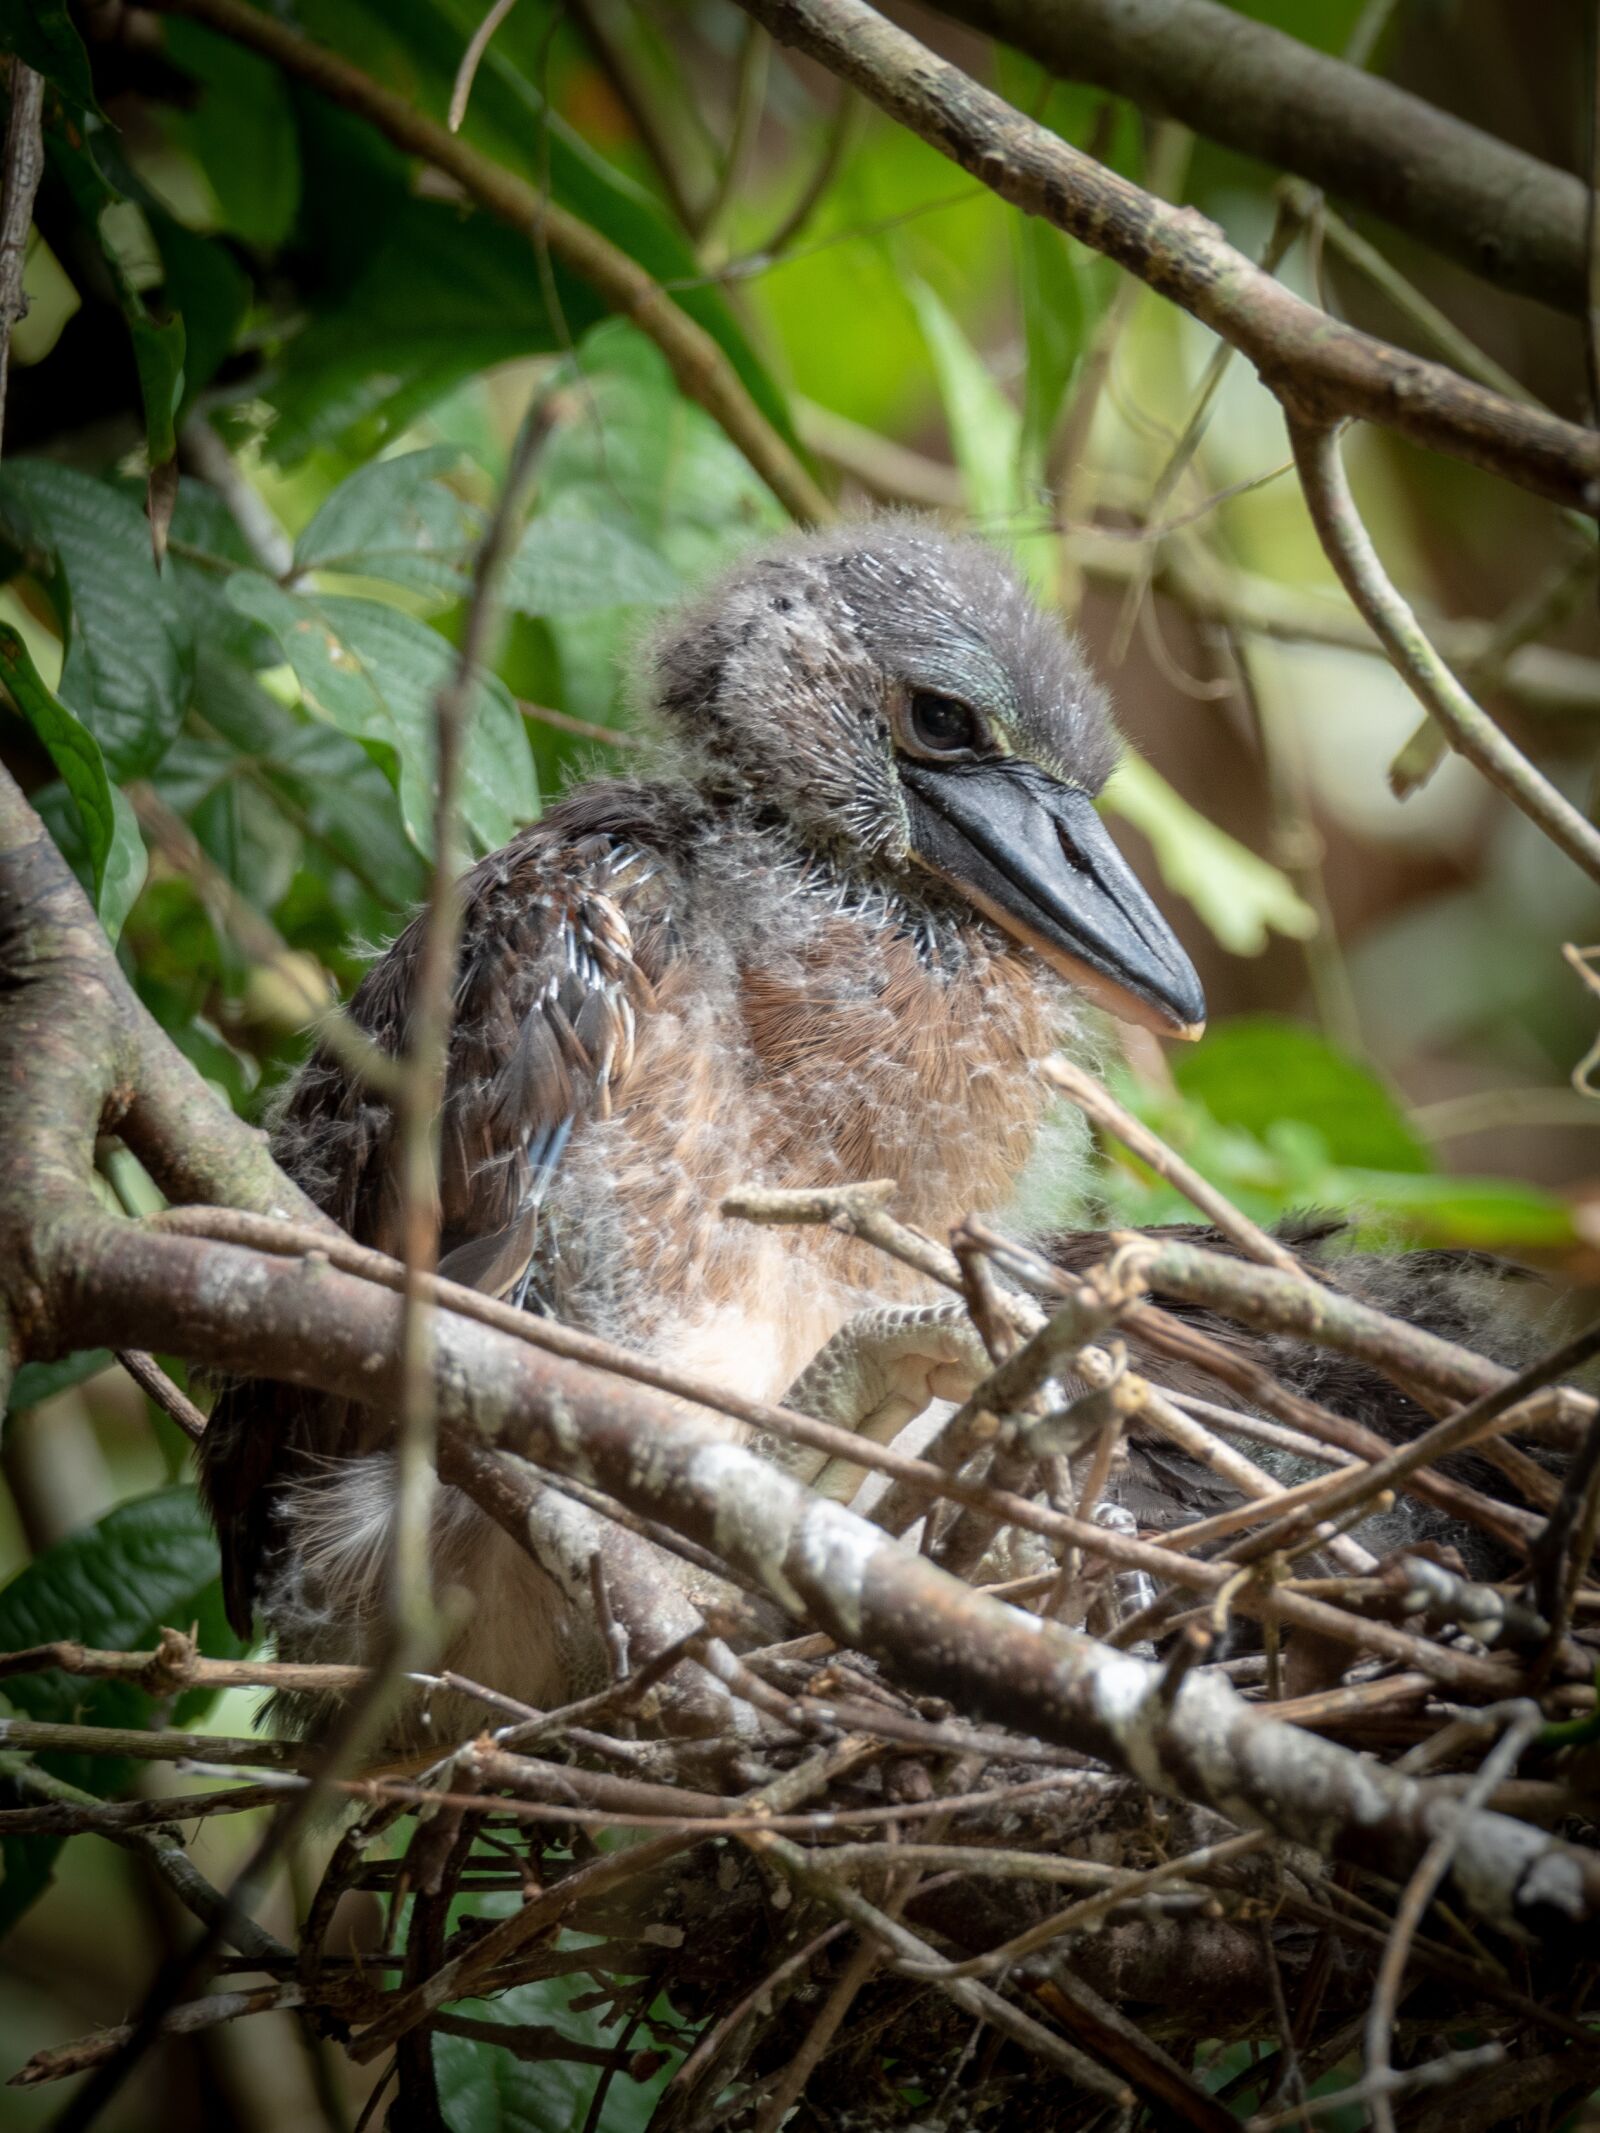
(0, 1488, 247, 1935)
(1088, 1016, 1580, 1250)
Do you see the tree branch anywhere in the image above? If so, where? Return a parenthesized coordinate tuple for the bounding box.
(0, 60, 46, 455)
(730, 0, 1600, 511)
(1287, 415, 1600, 887)
(933, 0, 1589, 316)
(1074, 530, 1600, 716)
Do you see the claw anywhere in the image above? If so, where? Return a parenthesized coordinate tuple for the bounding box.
(772, 1302, 989, 1503)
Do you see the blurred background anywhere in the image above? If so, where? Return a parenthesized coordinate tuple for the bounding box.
(1, 0, 1598, 2123)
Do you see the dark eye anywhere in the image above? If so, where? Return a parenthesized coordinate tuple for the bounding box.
(907, 690, 982, 755)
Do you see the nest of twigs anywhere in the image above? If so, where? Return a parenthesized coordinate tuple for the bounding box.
(10, 1133, 1600, 2133)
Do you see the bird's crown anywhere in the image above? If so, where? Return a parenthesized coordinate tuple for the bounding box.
(644, 520, 1204, 1037)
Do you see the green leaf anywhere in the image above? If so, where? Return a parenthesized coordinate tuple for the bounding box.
(0, 1485, 246, 1937)
(148, 206, 250, 410)
(0, 460, 192, 779)
(264, 199, 606, 466)
(295, 446, 487, 600)
(1103, 748, 1317, 956)
(1173, 1017, 1432, 1173)
(5, 1351, 113, 1418)
(226, 579, 537, 856)
(45, 126, 188, 504)
(503, 508, 681, 619)
(908, 276, 1021, 526)
(0, 0, 102, 115)
(1334, 1171, 1578, 1252)
(297, 0, 800, 456)
(194, 646, 425, 910)
(1095, 1056, 1577, 1256)
(535, 324, 785, 581)
(0, 624, 114, 889)
(99, 783, 148, 942)
(129, 312, 186, 470)
(0, 1488, 236, 1714)
(509, 327, 782, 728)
(0, 624, 146, 932)
(1015, 217, 1085, 478)
(906, 278, 1057, 594)
(163, 481, 287, 672)
(162, 19, 301, 247)
(435, 1969, 676, 2133)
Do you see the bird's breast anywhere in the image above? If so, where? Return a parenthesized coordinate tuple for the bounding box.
(736, 914, 1064, 1229)
(535, 903, 1065, 1399)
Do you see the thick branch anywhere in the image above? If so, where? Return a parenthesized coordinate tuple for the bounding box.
(0, 771, 326, 1358)
(732, 0, 1600, 511)
(1135, 1233, 1595, 1423)
(935, 0, 1588, 315)
(35, 1214, 1597, 1933)
(149, 1211, 1527, 1690)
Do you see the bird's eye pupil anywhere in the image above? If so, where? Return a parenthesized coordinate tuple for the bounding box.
(909, 691, 979, 753)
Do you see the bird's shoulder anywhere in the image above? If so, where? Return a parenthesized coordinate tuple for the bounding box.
(199, 783, 699, 1634)
(273, 779, 695, 1268)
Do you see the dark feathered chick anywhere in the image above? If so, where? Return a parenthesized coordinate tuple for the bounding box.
(200, 521, 1211, 1715)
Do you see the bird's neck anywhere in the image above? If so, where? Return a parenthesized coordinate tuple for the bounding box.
(697, 817, 1071, 1237)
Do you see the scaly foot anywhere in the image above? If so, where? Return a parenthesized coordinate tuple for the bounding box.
(768, 1301, 990, 1503)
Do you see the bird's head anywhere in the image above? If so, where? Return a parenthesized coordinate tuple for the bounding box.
(647, 520, 1205, 1039)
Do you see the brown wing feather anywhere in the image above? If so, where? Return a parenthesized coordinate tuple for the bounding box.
(200, 788, 679, 1636)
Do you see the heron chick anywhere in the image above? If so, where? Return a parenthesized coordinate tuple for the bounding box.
(201, 519, 1207, 1727)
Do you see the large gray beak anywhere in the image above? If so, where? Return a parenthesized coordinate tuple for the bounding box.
(902, 760, 1206, 1038)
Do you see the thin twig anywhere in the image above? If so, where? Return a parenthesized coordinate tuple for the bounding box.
(795, 396, 963, 507)
(1247, 2041, 1506, 2132)
(566, 0, 706, 229)
(1104, 194, 1302, 665)
(667, 1921, 851, 2107)
(760, 88, 859, 259)
(177, 414, 295, 577)
(1363, 1702, 1542, 2133)
(1049, 124, 1190, 528)
(751, 1924, 889, 2133)
(9, 1985, 315, 2088)
(894, 1829, 1269, 1982)
(114, 1350, 207, 1443)
(1041, 1055, 1304, 1276)
(1287, 414, 1600, 885)
(0, 61, 46, 457)
(0, 1759, 290, 1964)
(388, 396, 550, 1650)
(519, 697, 645, 748)
(748, 1830, 1133, 2101)
(1211, 1314, 1600, 1572)
(449, 0, 520, 132)
(1286, 179, 1540, 409)
(695, 19, 770, 249)
(1078, 529, 1600, 714)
